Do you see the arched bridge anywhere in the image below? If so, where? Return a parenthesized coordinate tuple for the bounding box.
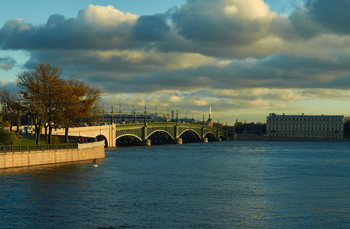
(116, 122, 227, 146)
(50, 122, 228, 148)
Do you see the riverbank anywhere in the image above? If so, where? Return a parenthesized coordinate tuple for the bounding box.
(0, 141, 105, 169)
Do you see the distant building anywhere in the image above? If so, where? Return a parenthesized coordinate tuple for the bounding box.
(266, 113, 344, 139)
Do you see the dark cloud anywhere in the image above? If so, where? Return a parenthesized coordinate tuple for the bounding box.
(0, 1, 275, 57)
(0, 56, 16, 70)
(1, 1, 350, 53)
(48, 52, 350, 94)
(288, 7, 324, 39)
(171, 0, 268, 46)
(306, 0, 350, 34)
(131, 14, 170, 42)
(1, 1, 350, 95)
(287, 0, 350, 39)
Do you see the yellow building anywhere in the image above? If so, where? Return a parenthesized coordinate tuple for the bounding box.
(267, 113, 344, 139)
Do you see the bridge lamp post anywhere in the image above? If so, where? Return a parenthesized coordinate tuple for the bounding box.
(119, 104, 121, 123)
(144, 106, 147, 124)
(133, 105, 136, 123)
(176, 110, 179, 124)
(111, 106, 114, 125)
(102, 102, 104, 121)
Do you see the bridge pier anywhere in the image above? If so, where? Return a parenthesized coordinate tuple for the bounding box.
(203, 137, 208, 143)
(233, 132, 237, 141)
(176, 138, 183, 144)
(144, 139, 151, 146)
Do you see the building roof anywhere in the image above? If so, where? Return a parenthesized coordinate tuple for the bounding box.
(267, 113, 343, 118)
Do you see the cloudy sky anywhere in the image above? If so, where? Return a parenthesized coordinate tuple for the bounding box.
(1, 0, 350, 124)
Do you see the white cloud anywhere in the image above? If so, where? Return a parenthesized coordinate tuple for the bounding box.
(78, 5, 138, 28)
(224, 0, 274, 19)
(169, 95, 181, 103)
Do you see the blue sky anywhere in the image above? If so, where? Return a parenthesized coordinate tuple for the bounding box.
(1, 0, 350, 124)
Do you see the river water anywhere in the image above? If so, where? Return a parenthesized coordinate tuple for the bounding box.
(1, 141, 350, 228)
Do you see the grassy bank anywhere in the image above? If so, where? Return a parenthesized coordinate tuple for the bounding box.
(19, 138, 50, 146)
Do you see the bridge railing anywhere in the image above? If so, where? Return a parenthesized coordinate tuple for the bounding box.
(116, 122, 223, 129)
(0, 143, 79, 152)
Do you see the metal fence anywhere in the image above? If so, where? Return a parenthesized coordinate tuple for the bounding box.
(0, 143, 79, 152)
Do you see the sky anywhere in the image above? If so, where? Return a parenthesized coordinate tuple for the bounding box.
(1, 0, 350, 124)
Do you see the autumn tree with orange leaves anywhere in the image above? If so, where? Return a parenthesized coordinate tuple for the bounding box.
(59, 79, 101, 143)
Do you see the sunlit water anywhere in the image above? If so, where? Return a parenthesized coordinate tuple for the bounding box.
(1, 141, 350, 228)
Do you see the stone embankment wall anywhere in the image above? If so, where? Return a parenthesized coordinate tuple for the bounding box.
(0, 141, 105, 169)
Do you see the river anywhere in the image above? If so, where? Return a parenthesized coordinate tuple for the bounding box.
(1, 141, 350, 228)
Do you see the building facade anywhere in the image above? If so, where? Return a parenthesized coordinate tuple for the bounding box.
(266, 113, 344, 139)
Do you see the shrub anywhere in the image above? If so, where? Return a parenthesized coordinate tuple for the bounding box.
(51, 136, 61, 144)
(0, 129, 21, 145)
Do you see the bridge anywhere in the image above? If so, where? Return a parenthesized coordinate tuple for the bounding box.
(51, 122, 229, 148)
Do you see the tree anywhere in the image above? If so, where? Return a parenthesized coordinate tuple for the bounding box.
(17, 63, 64, 145)
(58, 79, 87, 143)
(0, 89, 24, 133)
(85, 84, 102, 124)
(0, 129, 21, 145)
(0, 115, 11, 129)
(59, 80, 101, 143)
(88, 100, 104, 124)
(17, 63, 101, 144)
(235, 122, 266, 135)
(344, 116, 350, 138)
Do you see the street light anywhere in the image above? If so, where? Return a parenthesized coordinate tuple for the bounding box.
(133, 105, 136, 123)
(119, 104, 121, 123)
(111, 106, 114, 125)
(144, 106, 147, 124)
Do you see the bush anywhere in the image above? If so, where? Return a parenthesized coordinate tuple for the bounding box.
(51, 136, 61, 144)
(0, 129, 21, 145)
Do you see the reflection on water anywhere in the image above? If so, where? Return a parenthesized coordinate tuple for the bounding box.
(1, 159, 103, 174)
(1, 141, 350, 228)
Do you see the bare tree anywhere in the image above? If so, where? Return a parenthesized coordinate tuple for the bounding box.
(0, 89, 24, 133)
(17, 63, 63, 144)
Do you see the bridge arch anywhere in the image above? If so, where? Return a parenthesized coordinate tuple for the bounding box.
(147, 130, 174, 145)
(218, 134, 226, 141)
(147, 129, 175, 140)
(96, 135, 108, 148)
(116, 134, 143, 142)
(116, 134, 143, 146)
(178, 129, 202, 143)
(205, 132, 217, 142)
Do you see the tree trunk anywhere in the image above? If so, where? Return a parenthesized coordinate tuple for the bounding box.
(48, 125, 53, 144)
(17, 119, 21, 133)
(45, 125, 48, 141)
(35, 124, 41, 145)
(65, 127, 69, 143)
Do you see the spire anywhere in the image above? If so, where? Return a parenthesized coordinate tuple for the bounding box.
(207, 105, 213, 127)
(209, 105, 212, 120)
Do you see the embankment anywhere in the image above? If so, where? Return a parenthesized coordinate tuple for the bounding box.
(0, 141, 105, 169)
